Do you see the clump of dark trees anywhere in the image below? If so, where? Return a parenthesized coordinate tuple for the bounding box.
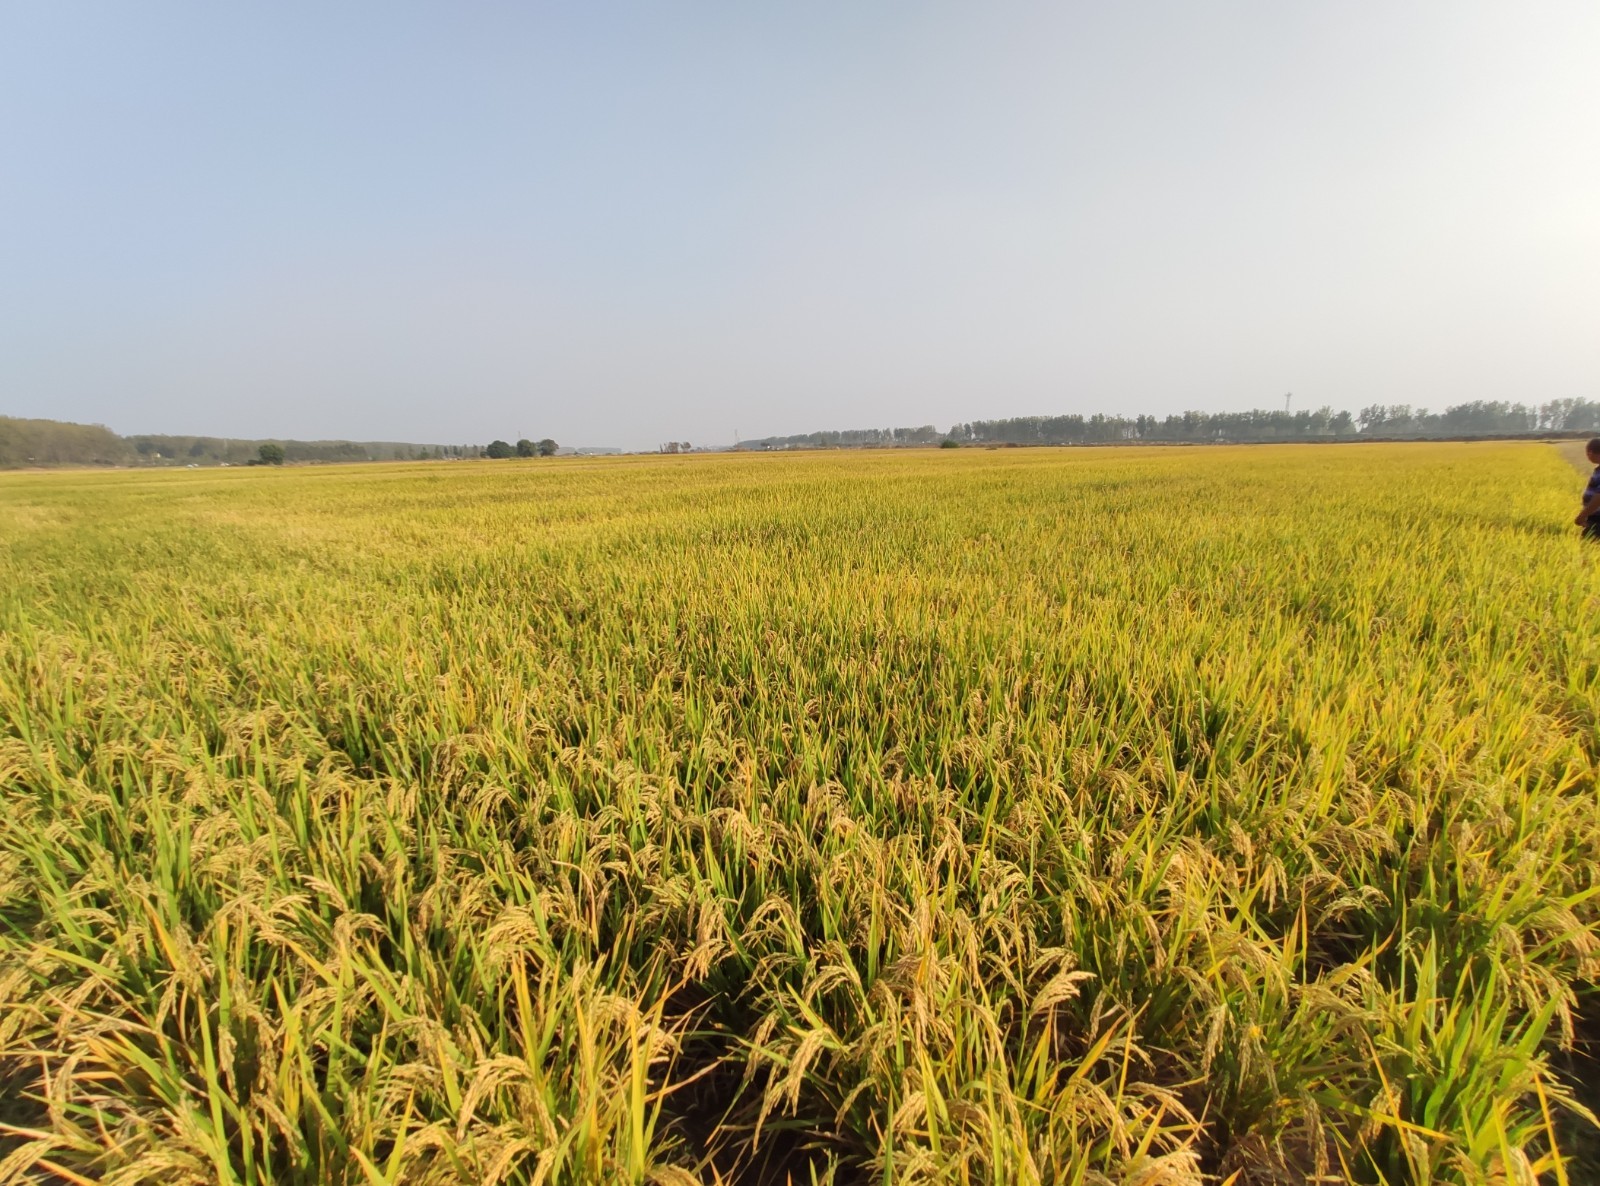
(484, 439, 559, 459)
(740, 398, 1600, 450)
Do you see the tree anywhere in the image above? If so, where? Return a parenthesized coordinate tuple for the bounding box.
(485, 440, 514, 459)
(1542, 399, 1600, 432)
(537, 438, 558, 457)
(516, 439, 536, 457)
(258, 443, 285, 466)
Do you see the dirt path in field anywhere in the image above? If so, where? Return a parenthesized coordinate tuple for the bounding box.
(1555, 440, 1591, 476)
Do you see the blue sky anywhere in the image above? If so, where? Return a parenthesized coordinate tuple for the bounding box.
(2, 3, 1597, 449)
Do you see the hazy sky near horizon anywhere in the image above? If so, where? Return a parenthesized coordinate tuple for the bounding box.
(3, 4, 1598, 449)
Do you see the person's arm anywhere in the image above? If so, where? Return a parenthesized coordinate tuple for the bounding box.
(1576, 492, 1600, 526)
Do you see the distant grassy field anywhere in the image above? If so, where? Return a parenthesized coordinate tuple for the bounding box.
(2, 443, 1598, 1185)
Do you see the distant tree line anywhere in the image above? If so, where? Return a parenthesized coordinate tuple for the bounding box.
(1355, 399, 1600, 437)
(130, 435, 463, 465)
(0, 417, 127, 466)
(0, 416, 563, 468)
(10, 399, 1600, 468)
(949, 407, 1356, 444)
(740, 425, 944, 450)
(741, 399, 1600, 450)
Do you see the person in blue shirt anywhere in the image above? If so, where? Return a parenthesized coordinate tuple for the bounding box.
(1576, 438, 1600, 539)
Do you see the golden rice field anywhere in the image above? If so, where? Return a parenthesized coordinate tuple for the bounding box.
(3, 442, 1599, 1186)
